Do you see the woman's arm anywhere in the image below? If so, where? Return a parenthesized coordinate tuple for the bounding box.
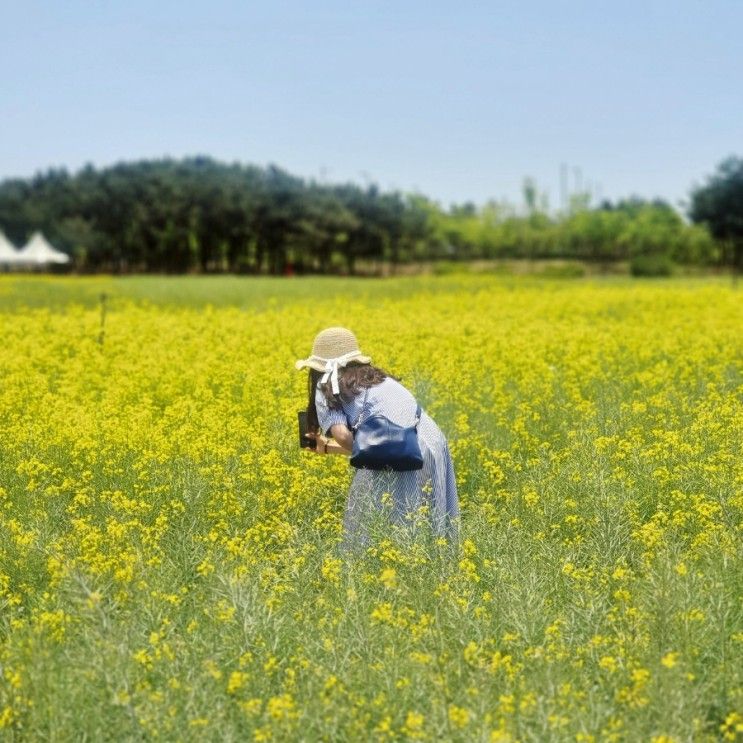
(305, 424, 354, 456)
(328, 423, 354, 453)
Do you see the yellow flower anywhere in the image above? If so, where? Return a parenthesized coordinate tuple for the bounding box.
(720, 711, 743, 741)
(263, 655, 279, 673)
(402, 711, 425, 738)
(660, 652, 679, 669)
(214, 599, 235, 623)
(599, 656, 618, 672)
(463, 641, 480, 666)
(370, 602, 394, 624)
(490, 729, 513, 743)
(378, 568, 397, 589)
(448, 704, 470, 728)
(227, 671, 247, 694)
(266, 693, 296, 721)
(321, 557, 342, 586)
(0, 707, 14, 729)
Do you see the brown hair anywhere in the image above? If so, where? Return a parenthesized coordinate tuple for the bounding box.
(306, 362, 396, 433)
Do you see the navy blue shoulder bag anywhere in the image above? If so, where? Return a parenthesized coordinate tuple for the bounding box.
(346, 387, 424, 471)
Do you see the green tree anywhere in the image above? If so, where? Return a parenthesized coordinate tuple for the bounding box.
(689, 156, 743, 280)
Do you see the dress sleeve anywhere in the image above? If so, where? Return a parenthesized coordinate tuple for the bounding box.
(315, 386, 349, 436)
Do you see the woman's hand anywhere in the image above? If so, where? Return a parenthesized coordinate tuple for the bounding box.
(304, 431, 350, 456)
(304, 431, 329, 454)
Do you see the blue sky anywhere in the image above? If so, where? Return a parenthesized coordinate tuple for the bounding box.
(1, 0, 741, 212)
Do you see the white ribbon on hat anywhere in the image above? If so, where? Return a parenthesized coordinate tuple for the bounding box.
(320, 350, 366, 395)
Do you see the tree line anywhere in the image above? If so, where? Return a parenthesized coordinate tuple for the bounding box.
(0, 155, 740, 274)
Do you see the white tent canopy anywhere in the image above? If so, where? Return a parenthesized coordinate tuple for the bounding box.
(0, 231, 22, 264)
(16, 231, 70, 265)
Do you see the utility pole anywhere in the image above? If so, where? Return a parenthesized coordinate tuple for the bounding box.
(560, 162, 568, 213)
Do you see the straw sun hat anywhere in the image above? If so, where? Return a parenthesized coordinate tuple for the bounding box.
(294, 327, 371, 394)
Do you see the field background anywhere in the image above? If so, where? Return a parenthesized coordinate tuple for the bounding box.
(0, 274, 741, 742)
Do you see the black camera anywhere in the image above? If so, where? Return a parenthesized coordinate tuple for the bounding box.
(298, 411, 316, 449)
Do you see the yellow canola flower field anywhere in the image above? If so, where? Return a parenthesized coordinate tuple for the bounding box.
(0, 274, 741, 741)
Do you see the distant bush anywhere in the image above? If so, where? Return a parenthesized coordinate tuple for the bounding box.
(473, 261, 515, 275)
(431, 260, 472, 276)
(630, 254, 675, 277)
(539, 262, 586, 278)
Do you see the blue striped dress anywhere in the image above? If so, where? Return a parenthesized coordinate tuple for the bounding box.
(315, 377, 460, 552)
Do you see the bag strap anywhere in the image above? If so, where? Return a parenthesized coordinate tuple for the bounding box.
(350, 386, 370, 431)
(346, 387, 422, 432)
